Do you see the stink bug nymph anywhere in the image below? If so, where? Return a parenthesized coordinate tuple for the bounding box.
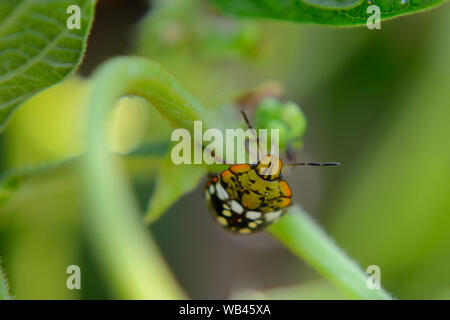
(203, 110, 340, 235)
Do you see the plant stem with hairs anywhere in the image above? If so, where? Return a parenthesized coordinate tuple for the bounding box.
(0, 260, 12, 300)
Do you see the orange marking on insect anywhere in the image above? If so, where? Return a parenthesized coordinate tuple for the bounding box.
(230, 164, 251, 174)
(279, 181, 292, 197)
(277, 197, 291, 208)
(220, 170, 233, 181)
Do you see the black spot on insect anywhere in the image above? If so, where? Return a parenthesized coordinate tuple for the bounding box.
(249, 179, 256, 184)
(244, 189, 250, 195)
(249, 189, 262, 196)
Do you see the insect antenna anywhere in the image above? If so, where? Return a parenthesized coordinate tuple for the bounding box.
(240, 108, 254, 131)
(240, 109, 263, 163)
(286, 142, 297, 163)
(197, 143, 231, 165)
(286, 162, 341, 167)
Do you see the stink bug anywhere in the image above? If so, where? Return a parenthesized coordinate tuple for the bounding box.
(203, 110, 340, 235)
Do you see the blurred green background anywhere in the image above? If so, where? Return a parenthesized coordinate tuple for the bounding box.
(0, 0, 449, 299)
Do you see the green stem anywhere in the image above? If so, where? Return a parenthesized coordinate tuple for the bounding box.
(82, 56, 207, 299)
(268, 206, 392, 300)
(84, 56, 392, 300)
(0, 260, 12, 300)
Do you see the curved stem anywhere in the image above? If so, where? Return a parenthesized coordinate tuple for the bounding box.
(268, 206, 392, 300)
(83, 56, 207, 299)
(84, 56, 392, 300)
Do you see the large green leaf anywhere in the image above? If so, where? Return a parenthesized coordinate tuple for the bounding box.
(0, 0, 95, 132)
(209, 0, 447, 26)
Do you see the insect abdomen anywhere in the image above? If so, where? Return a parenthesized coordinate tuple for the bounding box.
(204, 176, 286, 235)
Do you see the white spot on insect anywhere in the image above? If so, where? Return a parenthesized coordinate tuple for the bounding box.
(217, 216, 228, 226)
(222, 210, 232, 217)
(215, 183, 229, 200)
(265, 210, 283, 222)
(246, 211, 261, 220)
(239, 228, 252, 234)
(208, 184, 215, 194)
(248, 222, 258, 229)
(230, 200, 244, 214)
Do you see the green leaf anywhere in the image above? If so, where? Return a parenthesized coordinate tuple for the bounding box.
(304, 0, 361, 8)
(127, 141, 170, 157)
(0, 140, 169, 209)
(0, 158, 74, 207)
(209, 0, 448, 26)
(145, 155, 206, 224)
(0, 0, 95, 132)
(0, 170, 24, 207)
